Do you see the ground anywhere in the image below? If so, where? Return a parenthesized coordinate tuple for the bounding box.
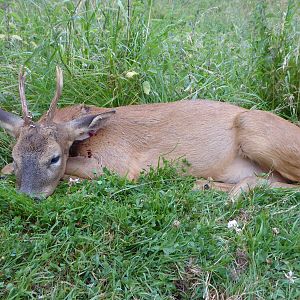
(0, 0, 299, 299)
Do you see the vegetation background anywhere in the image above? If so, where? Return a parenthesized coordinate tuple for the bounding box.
(0, 0, 299, 298)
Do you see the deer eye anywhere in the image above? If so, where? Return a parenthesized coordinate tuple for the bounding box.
(50, 155, 60, 165)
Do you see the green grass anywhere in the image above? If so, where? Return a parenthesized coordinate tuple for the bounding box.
(0, 0, 300, 299)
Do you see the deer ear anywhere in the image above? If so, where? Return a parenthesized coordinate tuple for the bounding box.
(0, 108, 24, 138)
(66, 110, 115, 141)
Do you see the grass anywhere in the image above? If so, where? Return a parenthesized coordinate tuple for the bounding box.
(0, 0, 300, 299)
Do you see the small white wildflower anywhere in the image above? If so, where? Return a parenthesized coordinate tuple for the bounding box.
(68, 178, 81, 185)
(284, 271, 296, 284)
(172, 220, 180, 228)
(228, 220, 242, 234)
(227, 220, 238, 229)
(125, 71, 139, 79)
(272, 227, 280, 235)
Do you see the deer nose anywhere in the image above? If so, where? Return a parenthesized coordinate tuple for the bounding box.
(18, 186, 44, 200)
(18, 189, 35, 199)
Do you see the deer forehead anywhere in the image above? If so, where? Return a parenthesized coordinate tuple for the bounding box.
(13, 125, 65, 157)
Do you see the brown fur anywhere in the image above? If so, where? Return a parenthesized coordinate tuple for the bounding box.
(57, 101, 245, 180)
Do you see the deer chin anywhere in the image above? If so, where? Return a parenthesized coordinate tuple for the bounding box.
(18, 189, 48, 201)
(14, 174, 64, 200)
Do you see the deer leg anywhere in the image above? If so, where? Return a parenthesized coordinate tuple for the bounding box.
(1, 163, 14, 175)
(270, 182, 300, 189)
(65, 156, 103, 179)
(194, 176, 299, 202)
(235, 110, 300, 182)
(194, 179, 235, 192)
(229, 176, 267, 201)
(229, 176, 300, 201)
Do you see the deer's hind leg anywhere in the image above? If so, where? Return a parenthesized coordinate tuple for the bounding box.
(235, 110, 300, 182)
(228, 176, 300, 201)
(194, 177, 300, 202)
(219, 110, 300, 199)
(194, 179, 235, 193)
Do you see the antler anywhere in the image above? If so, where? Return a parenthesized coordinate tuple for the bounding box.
(45, 66, 63, 123)
(19, 66, 32, 125)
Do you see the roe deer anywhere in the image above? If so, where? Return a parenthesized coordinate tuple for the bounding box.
(0, 67, 299, 199)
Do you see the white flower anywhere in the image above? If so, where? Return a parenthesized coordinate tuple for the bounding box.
(227, 220, 238, 229)
(284, 271, 296, 284)
(272, 227, 280, 235)
(172, 220, 180, 228)
(68, 178, 81, 185)
(125, 71, 139, 79)
(227, 220, 242, 234)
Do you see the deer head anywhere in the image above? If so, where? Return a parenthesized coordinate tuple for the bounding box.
(0, 67, 115, 199)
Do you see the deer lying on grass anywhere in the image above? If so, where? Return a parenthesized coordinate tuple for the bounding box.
(0, 67, 299, 199)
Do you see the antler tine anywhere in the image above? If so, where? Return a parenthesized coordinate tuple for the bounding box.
(19, 66, 32, 125)
(45, 66, 63, 123)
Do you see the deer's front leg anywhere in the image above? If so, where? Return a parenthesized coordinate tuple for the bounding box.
(65, 156, 103, 179)
(1, 163, 14, 175)
(65, 155, 139, 181)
